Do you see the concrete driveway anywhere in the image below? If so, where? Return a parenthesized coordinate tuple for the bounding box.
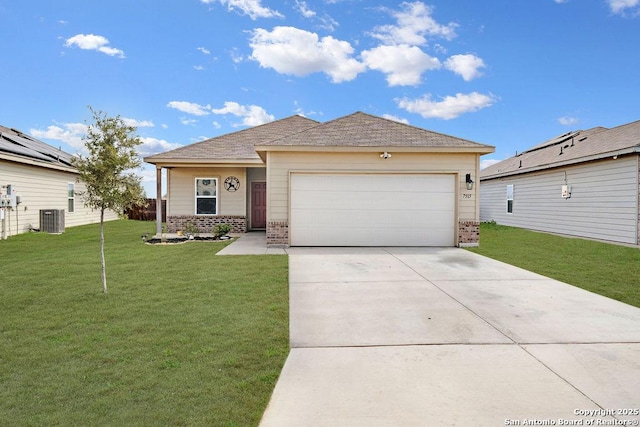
(260, 247, 640, 426)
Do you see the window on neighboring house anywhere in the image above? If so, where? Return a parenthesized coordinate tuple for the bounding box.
(506, 184, 514, 214)
(68, 183, 75, 213)
(195, 178, 217, 215)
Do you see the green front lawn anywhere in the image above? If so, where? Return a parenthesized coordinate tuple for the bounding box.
(0, 220, 289, 426)
(468, 222, 640, 308)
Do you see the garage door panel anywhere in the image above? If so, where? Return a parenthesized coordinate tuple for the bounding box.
(290, 174, 455, 247)
(292, 228, 454, 247)
(291, 174, 454, 192)
(292, 191, 454, 211)
(292, 209, 454, 228)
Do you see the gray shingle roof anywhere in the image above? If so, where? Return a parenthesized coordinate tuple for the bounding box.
(481, 119, 640, 179)
(144, 115, 319, 162)
(256, 111, 493, 149)
(0, 125, 74, 168)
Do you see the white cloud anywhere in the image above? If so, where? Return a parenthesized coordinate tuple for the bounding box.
(607, 0, 640, 14)
(382, 114, 410, 124)
(138, 137, 182, 157)
(30, 123, 87, 151)
(201, 0, 282, 19)
(230, 48, 244, 63)
(197, 47, 211, 55)
(32, 120, 163, 156)
(138, 167, 158, 185)
(211, 101, 274, 126)
(180, 117, 198, 126)
(554, 0, 569, 3)
(433, 43, 447, 55)
(122, 118, 154, 128)
(250, 26, 365, 83)
(64, 34, 125, 58)
(361, 44, 441, 86)
(292, 101, 321, 118)
(167, 101, 211, 116)
(444, 54, 486, 81)
(295, 0, 316, 17)
(194, 65, 205, 71)
(318, 15, 339, 32)
(480, 158, 502, 170)
(191, 135, 211, 143)
(371, 1, 457, 46)
(558, 116, 579, 126)
(397, 92, 497, 120)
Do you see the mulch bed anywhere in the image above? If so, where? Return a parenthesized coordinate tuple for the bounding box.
(145, 236, 233, 245)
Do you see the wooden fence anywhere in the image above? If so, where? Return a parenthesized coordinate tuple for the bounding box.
(126, 199, 166, 222)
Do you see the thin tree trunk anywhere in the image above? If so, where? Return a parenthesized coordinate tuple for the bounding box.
(100, 208, 107, 294)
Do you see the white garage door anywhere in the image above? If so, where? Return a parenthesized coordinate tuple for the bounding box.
(290, 173, 456, 246)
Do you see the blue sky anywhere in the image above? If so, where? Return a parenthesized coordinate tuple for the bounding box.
(1, 0, 639, 197)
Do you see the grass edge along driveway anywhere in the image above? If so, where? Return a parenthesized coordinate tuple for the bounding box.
(467, 222, 640, 309)
(0, 220, 289, 426)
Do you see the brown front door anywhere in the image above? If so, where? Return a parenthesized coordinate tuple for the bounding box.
(251, 181, 267, 229)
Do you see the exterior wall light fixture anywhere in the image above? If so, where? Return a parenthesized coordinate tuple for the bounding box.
(465, 173, 474, 190)
(380, 152, 391, 159)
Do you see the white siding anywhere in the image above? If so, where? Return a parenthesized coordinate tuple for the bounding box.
(0, 159, 118, 237)
(480, 156, 639, 244)
(267, 151, 479, 223)
(167, 167, 247, 216)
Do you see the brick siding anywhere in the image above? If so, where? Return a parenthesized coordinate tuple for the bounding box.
(167, 215, 246, 234)
(458, 220, 480, 247)
(267, 221, 289, 246)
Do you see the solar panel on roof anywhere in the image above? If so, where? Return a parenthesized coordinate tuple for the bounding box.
(0, 132, 74, 166)
(0, 137, 54, 162)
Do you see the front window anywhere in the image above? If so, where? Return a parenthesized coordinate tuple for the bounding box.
(68, 183, 75, 213)
(506, 184, 514, 214)
(195, 178, 217, 215)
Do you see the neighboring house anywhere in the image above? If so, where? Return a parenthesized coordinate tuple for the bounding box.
(145, 112, 495, 247)
(480, 119, 640, 246)
(0, 125, 118, 238)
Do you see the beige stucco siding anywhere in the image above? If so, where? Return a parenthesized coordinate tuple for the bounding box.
(0, 159, 118, 237)
(167, 167, 247, 216)
(266, 151, 480, 222)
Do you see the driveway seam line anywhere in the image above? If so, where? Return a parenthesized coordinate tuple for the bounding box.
(517, 345, 608, 412)
(383, 247, 518, 345)
(383, 248, 611, 414)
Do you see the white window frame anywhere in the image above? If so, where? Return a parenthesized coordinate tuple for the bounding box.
(68, 183, 75, 213)
(506, 184, 514, 214)
(195, 177, 218, 215)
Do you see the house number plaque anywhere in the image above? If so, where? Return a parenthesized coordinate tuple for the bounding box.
(224, 176, 240, 192)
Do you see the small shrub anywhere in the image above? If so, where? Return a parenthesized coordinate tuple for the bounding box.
(184, 222, 199, 237)
(213, 224, 232, 238)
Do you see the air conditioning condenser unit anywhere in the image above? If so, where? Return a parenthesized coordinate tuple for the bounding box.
(40, 209, 65, 233)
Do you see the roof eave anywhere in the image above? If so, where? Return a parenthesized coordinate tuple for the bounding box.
(255, 145, 495, 154)
(144, 157, 265, 168)
(0, 151, 78, 173)
(481, 146, 640, 180)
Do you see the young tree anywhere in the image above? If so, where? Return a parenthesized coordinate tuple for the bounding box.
(72, 107, 146, 294)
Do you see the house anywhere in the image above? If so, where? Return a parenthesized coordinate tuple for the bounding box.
(0, 125, 118, 238)
(480, 119, 640, 246)
(144, 112, 495, 247)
